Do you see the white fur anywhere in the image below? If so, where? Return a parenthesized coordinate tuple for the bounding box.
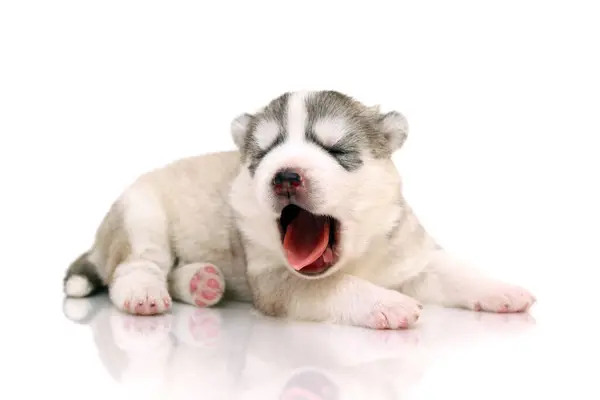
(254, 120, 280, 150)
(313, 117, 347, 146)
(107, 182, 174, 313)
(286, 90, 309, 142)
(401, 250, 535, 312)
(121, 182, 172, 271)
(287, 274, 423, 328)
(64, 275, 92, 297)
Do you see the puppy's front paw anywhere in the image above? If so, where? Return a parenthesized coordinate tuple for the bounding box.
(362, 291, 422, 330)
(468, 281, 536, 313)
(110, 268, 172, 315)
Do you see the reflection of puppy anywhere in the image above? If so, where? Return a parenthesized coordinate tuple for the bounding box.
(63, 90, 535, 329)
(63, 296, 174, 388)
(279, 369, 340, 400)
(63, 297, 256, 399)
(63, 295, 535, 400)
(239, 320, 427, 400)
(62, 296, 424, 399)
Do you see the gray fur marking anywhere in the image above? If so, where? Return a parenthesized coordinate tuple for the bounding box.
(241, 90, 402, 175)
(64, 252, 105, 296)
(244, 92, 290, 175)
(304, 91, 365, 171)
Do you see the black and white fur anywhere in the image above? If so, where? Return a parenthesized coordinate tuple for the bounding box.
(64, 90, 535, 329)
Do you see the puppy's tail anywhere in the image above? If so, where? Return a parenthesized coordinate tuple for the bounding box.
(63, 251, 105, 298)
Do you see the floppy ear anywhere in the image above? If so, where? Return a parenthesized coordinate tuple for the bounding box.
(379, 111, 408, 152)
(231, 113, 253, 149)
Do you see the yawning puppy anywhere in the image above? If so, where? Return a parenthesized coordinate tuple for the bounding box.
(63, 90, 536, 329)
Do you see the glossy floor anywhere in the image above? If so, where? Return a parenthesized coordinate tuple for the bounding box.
(43, 293, 592, 400)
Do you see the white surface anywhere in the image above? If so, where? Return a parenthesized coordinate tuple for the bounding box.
(55, 294, 584, 400)
(1, 1, 599, 399)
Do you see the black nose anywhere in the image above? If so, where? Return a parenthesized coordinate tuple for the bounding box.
(272, 170, 302, 187)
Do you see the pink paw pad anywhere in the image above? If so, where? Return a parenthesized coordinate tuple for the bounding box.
(135, 301, 146, 314)
(123, 298, 167, 315)
(204, 266, 218, 274)
(189, 264, 225, 308)
(207, 278, 220, 290)
(370, 312, 412, 330)
(201, 290, 217, 301)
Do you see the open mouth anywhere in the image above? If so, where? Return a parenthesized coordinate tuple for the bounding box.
(278, 205, 340, 276)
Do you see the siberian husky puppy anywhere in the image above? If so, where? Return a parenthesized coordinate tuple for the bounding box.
(63, 90, 535, 329)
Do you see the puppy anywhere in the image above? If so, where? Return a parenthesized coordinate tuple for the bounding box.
(63, 90, 536, 329)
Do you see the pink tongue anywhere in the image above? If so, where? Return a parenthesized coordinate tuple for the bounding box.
(283, 211, 331, 271)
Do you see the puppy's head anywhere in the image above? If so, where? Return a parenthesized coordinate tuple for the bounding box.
(232, 90, 408, 279)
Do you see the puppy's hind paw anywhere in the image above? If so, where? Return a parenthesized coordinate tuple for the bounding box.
(189, 264, 225, 308)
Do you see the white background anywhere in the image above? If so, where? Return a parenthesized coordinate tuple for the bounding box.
(1, 1, 599, 399)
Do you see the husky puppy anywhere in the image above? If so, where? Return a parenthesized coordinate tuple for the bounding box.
(63, 90, 536, 329)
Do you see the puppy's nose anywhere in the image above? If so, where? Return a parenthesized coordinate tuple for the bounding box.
(272, 169, 303, 193)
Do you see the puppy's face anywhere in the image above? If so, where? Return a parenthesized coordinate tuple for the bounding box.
(232, 90, 408, 279)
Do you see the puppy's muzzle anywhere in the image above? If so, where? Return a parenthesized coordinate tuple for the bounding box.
(271, 168, 313, 212)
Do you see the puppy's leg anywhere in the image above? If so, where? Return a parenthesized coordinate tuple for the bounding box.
(108, 184, 174, 315)
(168, 263, 226, 308)
(249, 267, 422, 330)
(401, 249, 536, 313)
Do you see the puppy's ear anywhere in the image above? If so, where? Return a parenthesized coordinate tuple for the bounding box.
(379, 111, 408, 152)
(231, 113, 253, 149)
